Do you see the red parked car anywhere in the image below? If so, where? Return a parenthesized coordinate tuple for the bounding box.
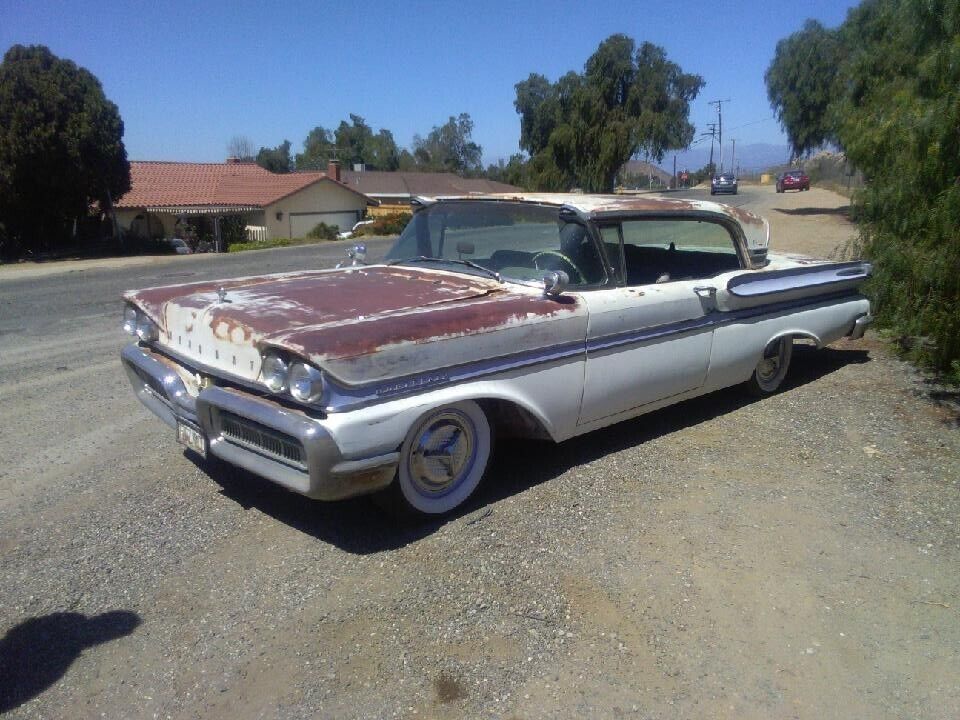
(776, 169, 810, 192)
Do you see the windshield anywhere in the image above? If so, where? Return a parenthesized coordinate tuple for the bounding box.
(384, 201, 607, 286)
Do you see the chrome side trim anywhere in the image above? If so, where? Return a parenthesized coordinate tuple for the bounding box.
(323, 339, 585, 411)
(323, 291, 866, 412)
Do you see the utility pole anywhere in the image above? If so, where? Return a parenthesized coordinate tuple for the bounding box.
(709, 99, 730, 172)
(703, 123, 718, 174)
(730, 139, 736, 175)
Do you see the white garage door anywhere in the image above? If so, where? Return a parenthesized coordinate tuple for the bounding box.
(290, 212, 359, 238)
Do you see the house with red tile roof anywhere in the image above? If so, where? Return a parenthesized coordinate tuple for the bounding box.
(339, 169, 522, 215)
(115, 159, 377, 241)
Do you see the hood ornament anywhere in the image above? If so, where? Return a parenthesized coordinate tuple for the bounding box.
(336, 243, 368, 269)
(217, 287, 230, 303)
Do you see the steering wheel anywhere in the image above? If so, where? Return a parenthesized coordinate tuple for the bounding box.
(532, 251, 584, 283)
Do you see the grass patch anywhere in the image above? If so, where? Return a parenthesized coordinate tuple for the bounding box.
(227, 237, 339, 253)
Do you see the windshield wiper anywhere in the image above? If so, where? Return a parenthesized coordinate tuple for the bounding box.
(387, 256, 501, 282)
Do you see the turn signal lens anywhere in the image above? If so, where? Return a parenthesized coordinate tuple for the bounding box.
(288, 362, 324, 404)
(260, 353, 289, 393)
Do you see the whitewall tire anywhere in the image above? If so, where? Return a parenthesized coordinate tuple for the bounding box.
(393, 400, 492, 516)
(747, 336, 793, 396)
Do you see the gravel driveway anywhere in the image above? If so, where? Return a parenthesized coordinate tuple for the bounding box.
(1, 186, 957, 719)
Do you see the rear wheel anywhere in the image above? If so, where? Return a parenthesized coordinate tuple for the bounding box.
(379, 400, 492, 517)
(747, 336, 793, 396)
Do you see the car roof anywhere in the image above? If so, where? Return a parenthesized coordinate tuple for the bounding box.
(413, 192, 770, 250)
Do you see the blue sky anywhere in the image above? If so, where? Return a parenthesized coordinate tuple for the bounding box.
(2, 0, 859, 168)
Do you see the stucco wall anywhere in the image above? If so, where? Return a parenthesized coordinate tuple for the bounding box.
(265, 180, 368, 239)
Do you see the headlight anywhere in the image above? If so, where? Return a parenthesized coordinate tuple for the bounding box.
(136, 316, 159, 342)
(260, 353, 289, 393)
(123, 305, 139, 335)
(288, 362, 324, 404)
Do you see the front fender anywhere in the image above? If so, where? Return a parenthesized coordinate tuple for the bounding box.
(322, 358, 585, 459)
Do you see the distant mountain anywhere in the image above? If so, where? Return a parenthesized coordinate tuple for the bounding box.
(659, 143, 793, 175)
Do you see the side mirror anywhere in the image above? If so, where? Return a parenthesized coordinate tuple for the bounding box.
(542, 270, 569, 297)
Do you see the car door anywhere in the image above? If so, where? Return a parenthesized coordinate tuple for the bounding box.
(578, 219, 741, 426)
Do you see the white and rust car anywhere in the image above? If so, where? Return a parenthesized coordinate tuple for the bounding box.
(121, 194, 872, 516)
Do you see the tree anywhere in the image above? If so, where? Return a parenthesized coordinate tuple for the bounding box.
(765, 20, 842, 157)
(295, 116, 400, 171)
(514, 35, 704, 191)
(0, 45, 130, 256)
(256, 140, 292, 173)
(765, 0, 960, 376)
(485, 153, 529, 187)
(411, 113, 483, 175)
(366, 129, 400, 171)
(295, 125, 336, 170)
(226, 135, 255, 161)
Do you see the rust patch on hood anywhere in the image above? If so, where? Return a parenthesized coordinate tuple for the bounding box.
(124, 266, 501, 335)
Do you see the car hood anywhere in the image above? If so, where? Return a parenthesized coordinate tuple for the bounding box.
(125, 265, 586, 385)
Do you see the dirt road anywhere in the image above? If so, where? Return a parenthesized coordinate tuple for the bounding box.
(1, 186, 957, 719)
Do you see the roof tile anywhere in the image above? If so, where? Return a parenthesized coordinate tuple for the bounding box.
(117, 161, 371, 209)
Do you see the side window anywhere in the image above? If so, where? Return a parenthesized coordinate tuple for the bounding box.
(620, 220, 741, 285)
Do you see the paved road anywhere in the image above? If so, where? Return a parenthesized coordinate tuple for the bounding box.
(1, 191, 957, 719)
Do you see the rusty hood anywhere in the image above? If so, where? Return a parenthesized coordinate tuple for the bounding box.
(125, 265, 586, 386)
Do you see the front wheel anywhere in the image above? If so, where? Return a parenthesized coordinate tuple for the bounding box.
(746, 336, 793, 396)
(382, 400, 493, 517)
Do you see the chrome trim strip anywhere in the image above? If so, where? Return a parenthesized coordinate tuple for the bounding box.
(322, 290, 865, 412)
(322, 339, 586, 411)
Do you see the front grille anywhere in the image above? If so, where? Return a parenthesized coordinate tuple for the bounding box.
(220, 412, 305, 468)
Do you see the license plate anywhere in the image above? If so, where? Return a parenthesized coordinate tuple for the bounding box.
(177, 421, 207, 458)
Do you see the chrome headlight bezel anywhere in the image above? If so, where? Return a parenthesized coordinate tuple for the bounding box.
(135, 316, 159, 342)
(288, 361, 324, 404)
(123, 305, 139, 335)
(123, 304, 159, 342)
(260, 353, 289, 393)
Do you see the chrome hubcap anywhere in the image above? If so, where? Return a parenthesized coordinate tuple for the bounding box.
(757, 357, 779, 382)
(757, 340, 786, 385)
(408, 411, 475, 496)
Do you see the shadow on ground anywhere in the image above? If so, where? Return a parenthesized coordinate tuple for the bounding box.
(0, 610, 140, 713)
(193, 345, 870, 554)
(773, 205, 851, 218)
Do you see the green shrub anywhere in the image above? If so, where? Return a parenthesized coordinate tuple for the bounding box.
(306, 222, 339, 240)
(359, 212, 411, 236)
(228, 238, 292, 252)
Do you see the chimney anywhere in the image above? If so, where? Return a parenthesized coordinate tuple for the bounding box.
(327, 159, 341, 182)
(226, 156, 241, 164)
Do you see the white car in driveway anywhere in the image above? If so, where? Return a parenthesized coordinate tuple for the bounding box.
(168, 238, 192, 254)
(121, 194, 872, 517)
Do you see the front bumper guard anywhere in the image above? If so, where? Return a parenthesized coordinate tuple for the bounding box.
(121, 344, 397, 501)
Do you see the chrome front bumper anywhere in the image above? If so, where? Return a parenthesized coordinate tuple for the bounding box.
(121, 344, 398, 500)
